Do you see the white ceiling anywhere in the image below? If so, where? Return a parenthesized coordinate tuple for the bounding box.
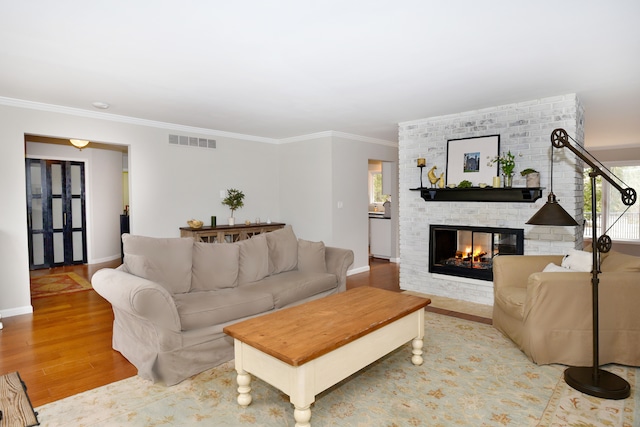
(2, 1, 639, 146)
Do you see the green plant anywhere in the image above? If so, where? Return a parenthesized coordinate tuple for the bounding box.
(222, 188, 245, 217)
(520, 168, 539, 176)
(487, 151, 517, 176)
(458, 180, 472, 188)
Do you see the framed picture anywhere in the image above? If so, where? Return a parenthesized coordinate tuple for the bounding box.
(446, 135, 500, 186)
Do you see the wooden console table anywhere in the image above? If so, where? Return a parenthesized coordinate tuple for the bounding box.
(179, 222, 285, 243)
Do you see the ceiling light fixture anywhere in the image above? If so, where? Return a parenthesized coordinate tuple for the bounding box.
(92, 101, 110, 109)
(69, 139, 90, 150)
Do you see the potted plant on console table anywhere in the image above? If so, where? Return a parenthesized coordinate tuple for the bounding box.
(222, 188, 245, 225)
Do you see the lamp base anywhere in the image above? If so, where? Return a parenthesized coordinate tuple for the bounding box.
(564, 367, 630, 400)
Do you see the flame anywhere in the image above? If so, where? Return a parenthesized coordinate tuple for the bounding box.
(464, 246, 486, 259)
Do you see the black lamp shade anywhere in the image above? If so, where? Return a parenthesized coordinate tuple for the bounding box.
(526, 193, 579, 226)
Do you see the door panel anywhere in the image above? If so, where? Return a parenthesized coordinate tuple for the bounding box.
(26, 159, 87, 269)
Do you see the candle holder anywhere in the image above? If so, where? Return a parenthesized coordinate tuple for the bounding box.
(418, 165, 425, 188)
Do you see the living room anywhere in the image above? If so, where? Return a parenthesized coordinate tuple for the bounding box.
(1, 2, 640, 424)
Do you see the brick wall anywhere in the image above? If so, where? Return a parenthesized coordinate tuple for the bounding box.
(398, 94, 585, 305)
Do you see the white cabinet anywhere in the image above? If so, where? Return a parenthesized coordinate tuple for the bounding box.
(370, 218, 391, 258)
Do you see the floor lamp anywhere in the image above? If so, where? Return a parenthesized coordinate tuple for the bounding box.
(526, 128, 636, 400)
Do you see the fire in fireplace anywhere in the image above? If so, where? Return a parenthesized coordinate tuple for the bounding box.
(429, 225, 524, 281)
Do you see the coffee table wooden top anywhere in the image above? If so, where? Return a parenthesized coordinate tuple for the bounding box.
(223, 287, 430, 366)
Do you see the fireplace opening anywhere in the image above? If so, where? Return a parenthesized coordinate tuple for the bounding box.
(429, 225, 524, 281)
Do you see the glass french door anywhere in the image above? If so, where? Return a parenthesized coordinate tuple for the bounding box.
(26, 159, 87, 270)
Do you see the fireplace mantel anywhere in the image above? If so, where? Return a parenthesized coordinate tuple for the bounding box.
(410, 187, 544, 203)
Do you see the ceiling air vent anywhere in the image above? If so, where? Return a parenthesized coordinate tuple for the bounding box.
(168, 134, 216, 149)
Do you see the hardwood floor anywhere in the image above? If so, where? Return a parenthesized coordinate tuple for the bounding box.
(1, 257, 489, 408)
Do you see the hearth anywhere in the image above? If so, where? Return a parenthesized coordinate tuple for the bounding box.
(429, 225, 524, 281)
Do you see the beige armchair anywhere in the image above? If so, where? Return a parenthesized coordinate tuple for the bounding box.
(492, 252, 640, 366)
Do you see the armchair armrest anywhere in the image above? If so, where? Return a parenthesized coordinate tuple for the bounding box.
(325, 246, 355, 292)
(92, 268, 182, 332)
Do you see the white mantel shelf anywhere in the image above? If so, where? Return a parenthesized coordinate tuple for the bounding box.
(410, 187, 544, 203)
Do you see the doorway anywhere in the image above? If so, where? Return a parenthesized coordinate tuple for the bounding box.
(25, 158, 87, 270)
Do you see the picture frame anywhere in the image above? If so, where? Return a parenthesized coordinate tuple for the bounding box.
(446, 135, 500, 186)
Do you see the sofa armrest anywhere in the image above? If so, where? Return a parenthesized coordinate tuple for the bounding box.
(493, 254, 564, 291)
(92, 268, 182, 332)
(325, 246, 354, 292)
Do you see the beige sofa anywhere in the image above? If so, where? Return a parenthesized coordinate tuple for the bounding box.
(93, 226, 354, 385)
(492, 251, 640, 367)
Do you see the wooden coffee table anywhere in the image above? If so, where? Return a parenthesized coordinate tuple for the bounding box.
(223, 287, 430, 427)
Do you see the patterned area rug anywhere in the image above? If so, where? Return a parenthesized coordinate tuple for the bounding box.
(35, 312, 638, 426)
(30, 272, 92, 298)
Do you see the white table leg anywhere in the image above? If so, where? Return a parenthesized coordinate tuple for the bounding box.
(294, 405, 311, 427)
(411, 338, 424, 365)
(236, 370, 252, 407)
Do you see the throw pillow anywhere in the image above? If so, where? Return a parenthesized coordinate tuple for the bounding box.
(191, 242, 240, 291)
(236, 234, 270, 285)
(266, 225, 298, 275)
(542, 262, 572, 272)
(122, 234, 193, 294)
(298, 239, 327, 273)
(561, 248, 592, 272)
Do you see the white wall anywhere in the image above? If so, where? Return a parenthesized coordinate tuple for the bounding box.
(278, 135, 333, 242)
(0, 103, 280, 318)
(278, 133, 398, 273)
(26, 141, 124, 263)
(332, 135, 398, 271)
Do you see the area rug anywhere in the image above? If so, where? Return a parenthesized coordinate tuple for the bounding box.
(30, 272, 92, 298)
(35, 312, 638, 426)
(0, 372, 39, 427)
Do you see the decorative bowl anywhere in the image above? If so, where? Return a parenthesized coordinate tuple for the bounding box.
(187, 219, 204, 229)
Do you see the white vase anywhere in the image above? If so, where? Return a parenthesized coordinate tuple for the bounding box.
(526, 172, 540, 188)
(228, 217, 235, 226)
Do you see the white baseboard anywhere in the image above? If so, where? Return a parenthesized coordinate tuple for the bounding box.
(347, 265, 370, 276)
(0, 305, 33, 319)
(89, 254, 122, 264)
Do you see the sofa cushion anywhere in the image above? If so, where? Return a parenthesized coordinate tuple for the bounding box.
(242, 270, 337, 308)
(122, 234, 193, 294)
(600, 251, 640, 272)
(266, 225, 298, 275)
(192, 242, 240, 291)
(173, 288, 274, 331)
(297, 239, 327, 273)
(236, 234, 269, 285)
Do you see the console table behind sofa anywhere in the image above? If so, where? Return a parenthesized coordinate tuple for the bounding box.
(180, 222, 285, 243)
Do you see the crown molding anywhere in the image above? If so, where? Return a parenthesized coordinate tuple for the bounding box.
(280, 130, 397, 147)
(0, 96, 398, 147)
(0, 96, 280, 144)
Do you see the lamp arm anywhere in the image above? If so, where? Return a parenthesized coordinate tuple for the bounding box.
(551, 129, 637, 207)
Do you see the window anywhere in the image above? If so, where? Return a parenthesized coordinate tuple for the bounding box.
(370, 171, 387, 203)
(583, 164, 640, 241)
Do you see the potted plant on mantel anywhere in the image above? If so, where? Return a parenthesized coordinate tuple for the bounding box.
(222, 188, 245, 225)
(520, 168, 540, 188)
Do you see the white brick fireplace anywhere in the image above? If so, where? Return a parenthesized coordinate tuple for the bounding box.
(398, 94, 585, 305)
